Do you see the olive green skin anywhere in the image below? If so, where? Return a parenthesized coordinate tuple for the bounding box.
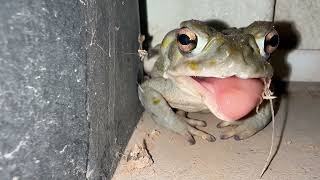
(151, 20, 273, 80)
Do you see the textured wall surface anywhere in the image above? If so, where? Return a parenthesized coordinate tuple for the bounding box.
(146, 0, 274, 46)
(0, 0, 141, 179)
(85, 0, 143, 179)
(0, 1, 88, 179)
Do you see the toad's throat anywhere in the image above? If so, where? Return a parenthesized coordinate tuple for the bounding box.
(191, 76, 264, 121)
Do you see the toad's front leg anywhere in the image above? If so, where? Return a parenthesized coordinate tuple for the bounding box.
(138, 86, 215, 144)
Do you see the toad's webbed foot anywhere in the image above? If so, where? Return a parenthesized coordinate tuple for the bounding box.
(183, 119, 215, 144)
(217, 101, 272, 140)
(175, 110, 215, 144)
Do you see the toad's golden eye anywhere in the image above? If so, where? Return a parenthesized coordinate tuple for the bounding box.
(264, 29, 279, 54)
(177, 28, 197, 53)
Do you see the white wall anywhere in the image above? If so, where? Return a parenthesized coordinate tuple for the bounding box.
(274, 0, 320, 82)
(146, 0, 320, 82)
(275, 0, 320, 49)
(147, 0, 274, 47)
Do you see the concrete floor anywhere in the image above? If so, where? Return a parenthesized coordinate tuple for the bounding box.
(113, 83, 320, 180)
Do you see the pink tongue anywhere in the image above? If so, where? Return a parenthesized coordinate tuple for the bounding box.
(195, 77, 263, 121)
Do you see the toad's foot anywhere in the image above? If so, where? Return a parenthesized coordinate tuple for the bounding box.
(183, 120, 215, 145)
(175, 111, 215, 144)
(217, 101, 272, 140)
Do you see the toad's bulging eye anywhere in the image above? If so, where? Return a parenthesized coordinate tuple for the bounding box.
(177, 28, 197, 53)
(264, 29, 279, 54)
(178, 34, 192, 45)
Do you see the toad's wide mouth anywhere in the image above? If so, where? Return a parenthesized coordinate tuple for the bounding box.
(176, 75, 264, 121)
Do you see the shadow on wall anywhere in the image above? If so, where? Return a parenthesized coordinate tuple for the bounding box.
(271, 21, 301, 82)
(266, 21, 300, 98)
(138, 0, 152, 51)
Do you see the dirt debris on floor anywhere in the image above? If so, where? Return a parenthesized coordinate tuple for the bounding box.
(147, 129, 161, 140)
(125, 140, 154, 172)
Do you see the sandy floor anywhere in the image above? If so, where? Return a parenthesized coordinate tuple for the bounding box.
(113, 83, 320, 180)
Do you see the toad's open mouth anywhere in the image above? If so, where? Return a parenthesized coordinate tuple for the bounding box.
(190, 76, 264, 121)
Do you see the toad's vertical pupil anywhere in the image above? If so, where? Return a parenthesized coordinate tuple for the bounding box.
(178, 34, 191, 45)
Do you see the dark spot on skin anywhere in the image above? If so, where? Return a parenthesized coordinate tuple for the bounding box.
(207, 135, 216, 142)
(216, 123, 224, 128)
(188, 138, 196, 145)
(187, 61, 199, 71)
(207, 59, 217, 66)
(220, 135, 232, 140)
(234, 135, 241, 141)
(186, 133, 196, 145)
(152, 97, 160, 105)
